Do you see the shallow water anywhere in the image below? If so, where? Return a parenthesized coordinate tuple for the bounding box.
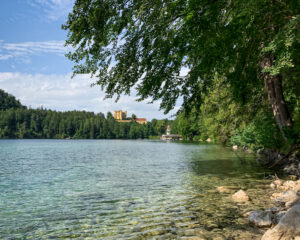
(0, 140, 274, 239)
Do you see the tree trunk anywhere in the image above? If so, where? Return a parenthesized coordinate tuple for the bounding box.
(261, 55, 292, 139)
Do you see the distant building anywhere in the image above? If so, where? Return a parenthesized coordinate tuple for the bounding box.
(161, 125, 182, 140)
(166, 125, 171, 135)
(135, 118, 147, 124)
(114, 110, 127, 120)
(113, 110, 147, 124)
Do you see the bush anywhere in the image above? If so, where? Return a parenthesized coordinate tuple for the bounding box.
(230, 114, 283, 150)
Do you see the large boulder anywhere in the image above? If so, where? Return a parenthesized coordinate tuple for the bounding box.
(275, 190, 299, 208)
(273, 211, 287, 225)
(261, 203, 300, 240)
(232, 190, 249, 202)
(248, 210, 272, 227)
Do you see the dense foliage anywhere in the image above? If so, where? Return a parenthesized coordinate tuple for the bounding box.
(0, 89, 25, 111)
(63, 0, 299, 151)
(0, 90, 169, 139)
(171, 74, 297, 150)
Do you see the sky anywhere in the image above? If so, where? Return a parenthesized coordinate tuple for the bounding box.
(0, 0, 180, 120)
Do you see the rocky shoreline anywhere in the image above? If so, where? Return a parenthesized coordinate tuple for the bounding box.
(217, 148, 300, 240)
(246, 178, 300, 240)
(255, 149, 300, 177)
(249, 149, 300, 239)
(215, 178, 299, 240)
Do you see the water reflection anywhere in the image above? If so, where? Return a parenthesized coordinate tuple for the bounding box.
(188, 144, 266, 178)
(0, 140, 274, 239)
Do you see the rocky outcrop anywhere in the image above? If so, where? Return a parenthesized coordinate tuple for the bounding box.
(261, 203, 300, 240)
(275, 190, 300, 208)
(247, 178, 300, 239)
(248, 210, 272, 227)
(273, 211, 287, 225)
(256, 150, 300, 177)
(232, 190, 249, 202)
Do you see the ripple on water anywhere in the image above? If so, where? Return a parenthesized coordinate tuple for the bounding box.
(0, 140, 275, 239)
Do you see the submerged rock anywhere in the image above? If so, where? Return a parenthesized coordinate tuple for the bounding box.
(261, 203, 300, 240)
(232, 190, 249, 202)
(270, 182, 276, 189)
(256, 157, 270, 165)
(180, 237, 205, 240)
(216, 186, 231, 193)
(248, 210, 272, 227)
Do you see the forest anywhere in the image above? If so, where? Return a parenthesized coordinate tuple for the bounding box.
(0, 89, 170, 139)
(1, 1, 299, 152)
(63, 0, 299, 153)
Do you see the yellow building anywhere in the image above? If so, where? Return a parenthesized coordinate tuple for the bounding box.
(135, 118, 147, 124)
(113, 110, 147, 124)
(114, 110, 127, 120)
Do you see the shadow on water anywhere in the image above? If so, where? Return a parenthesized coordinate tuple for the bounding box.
(186, 144, 274, 179)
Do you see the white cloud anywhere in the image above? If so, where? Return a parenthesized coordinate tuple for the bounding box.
(28, 0, 75, 21)
(0, 72, 176, 120)
(0, 40, 67, 61)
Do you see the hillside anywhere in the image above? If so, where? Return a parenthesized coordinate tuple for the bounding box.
(0, 89, 26, 110)
(0, 90, 170, 139)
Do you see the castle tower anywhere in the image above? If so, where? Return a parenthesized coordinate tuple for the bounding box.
(114, 110, 127, 120)
(166, 125, 171, 135)
(122, 110, 127, 119)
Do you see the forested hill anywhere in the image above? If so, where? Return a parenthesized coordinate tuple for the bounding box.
(0, 89, 170, 139)
(0, 89, 25, 110)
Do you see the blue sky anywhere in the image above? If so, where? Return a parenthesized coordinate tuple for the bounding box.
(0, 0, 179, 119)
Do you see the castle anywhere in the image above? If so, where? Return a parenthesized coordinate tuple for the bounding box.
(113, 110, 147, 124)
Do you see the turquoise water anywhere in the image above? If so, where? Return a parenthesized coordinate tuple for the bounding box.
(0, 140, 273, 239)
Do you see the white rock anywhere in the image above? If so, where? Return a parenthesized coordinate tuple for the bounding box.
(274, 179, 283, 187)
(271, 192, 282, 200)
(232, 190, 249, 202)
(248, 210, 272, 227)
(232, 145, 238, 150)
(261, 203, 300, 240)
(282, 180, 296, 191)
(292, 180, 300, 191)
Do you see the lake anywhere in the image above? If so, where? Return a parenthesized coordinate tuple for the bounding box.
(0, 140, 274, 239)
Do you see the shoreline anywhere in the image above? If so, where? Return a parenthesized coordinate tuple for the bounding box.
(215, 148, 300, 240)
(246, 177, 300, 239)
(216, 176, 299, 240)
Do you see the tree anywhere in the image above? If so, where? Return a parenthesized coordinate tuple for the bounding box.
(63, 0, 299, 140)
(0, 89, 25, 110)
(131, 114, 137, 121)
